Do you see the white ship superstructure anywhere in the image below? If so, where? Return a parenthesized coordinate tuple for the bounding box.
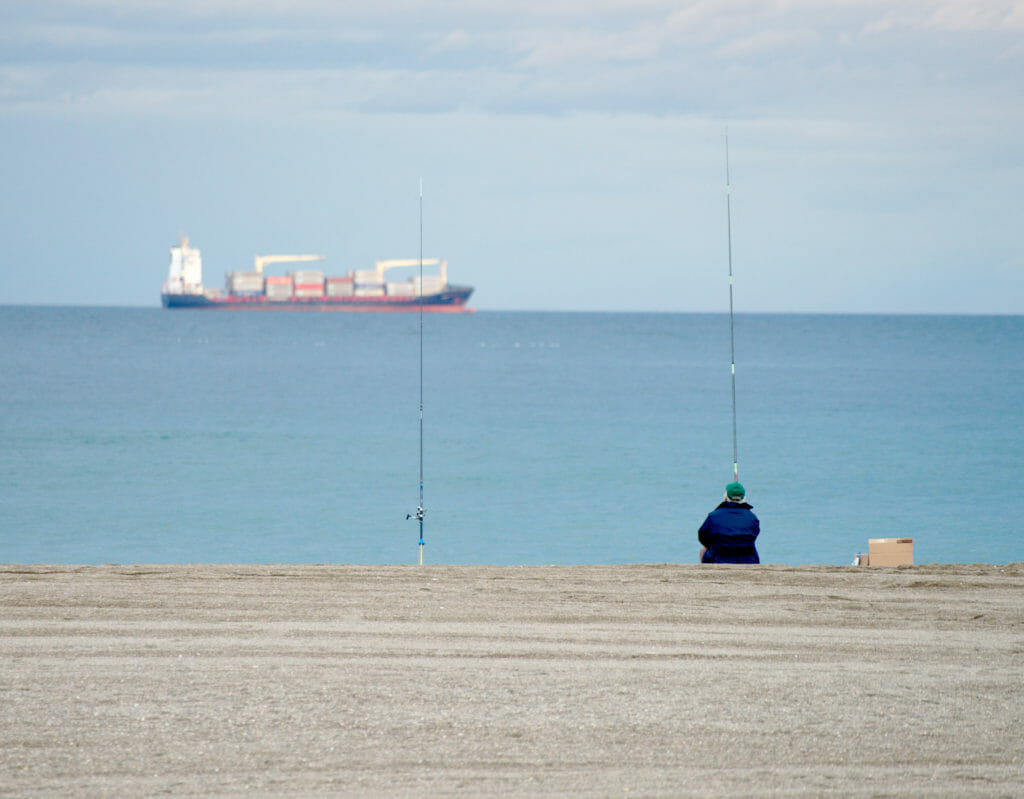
(162, 235, 204, 296)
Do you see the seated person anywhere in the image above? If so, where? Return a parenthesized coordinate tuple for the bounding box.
(698, 482, 760, 564)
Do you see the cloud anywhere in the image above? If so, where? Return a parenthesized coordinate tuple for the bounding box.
(513, 24, 665, 70)
(0, 0, 1021, 129)
(431, 28, 471, 53)
(926, 1, 1024, 31)
(713, 27, 821, 59)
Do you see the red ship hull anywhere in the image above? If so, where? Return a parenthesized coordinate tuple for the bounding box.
(162, 286, 474, 312)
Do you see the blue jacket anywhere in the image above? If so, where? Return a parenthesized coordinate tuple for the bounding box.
(698, 501, 760, 564)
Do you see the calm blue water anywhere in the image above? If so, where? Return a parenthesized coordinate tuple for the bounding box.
(2, 308, 1022, 566)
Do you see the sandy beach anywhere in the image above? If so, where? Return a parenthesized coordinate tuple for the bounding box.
(1, 563, 1022, 797)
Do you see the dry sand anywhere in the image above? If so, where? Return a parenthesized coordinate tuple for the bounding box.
(1, 563, 1023, 797)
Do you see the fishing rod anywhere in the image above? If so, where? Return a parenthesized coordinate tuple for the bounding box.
(725, 133, 739, 483)
(407, 179, 425, 564)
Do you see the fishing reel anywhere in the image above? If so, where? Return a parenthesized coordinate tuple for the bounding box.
(407, 506, 425, 522)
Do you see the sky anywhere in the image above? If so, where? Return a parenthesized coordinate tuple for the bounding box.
(1, 0, 1022, 312)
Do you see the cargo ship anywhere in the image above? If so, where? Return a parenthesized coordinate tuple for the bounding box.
(160, 236, 473, 312)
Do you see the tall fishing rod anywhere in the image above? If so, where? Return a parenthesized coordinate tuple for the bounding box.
(416, 179, 426, 563)
(725, 133, 739, 483)
(407, 179, 426, 564)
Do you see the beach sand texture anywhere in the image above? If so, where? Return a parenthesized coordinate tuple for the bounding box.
(2, 563, 1023, 797)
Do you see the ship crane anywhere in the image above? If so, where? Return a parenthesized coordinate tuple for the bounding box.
(374, 258, 448, 285)
(253, 253, 325, 275)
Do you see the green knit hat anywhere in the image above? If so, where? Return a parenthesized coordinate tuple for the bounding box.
(725, 481, 745, 500)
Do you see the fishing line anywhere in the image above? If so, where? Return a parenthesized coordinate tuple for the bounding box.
(725, 133, 739, 483)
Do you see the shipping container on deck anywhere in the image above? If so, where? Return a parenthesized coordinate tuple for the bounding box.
(354, 286, 386, 297)
(227, 271, 264, 295)
(326, 277, 354, 297)
(353, 269, 384, 286)
(413, 276, 446, 295)
(265, 275, 294, 301)
(294, 283, 325, 298)
(291, 269, 325, 285)
(386, 282, 417, 297)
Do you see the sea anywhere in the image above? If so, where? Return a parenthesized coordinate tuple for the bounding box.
(2, 307, 1022, 567)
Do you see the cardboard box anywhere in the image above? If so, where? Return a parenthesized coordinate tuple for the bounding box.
(868, 538, 913, 566)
